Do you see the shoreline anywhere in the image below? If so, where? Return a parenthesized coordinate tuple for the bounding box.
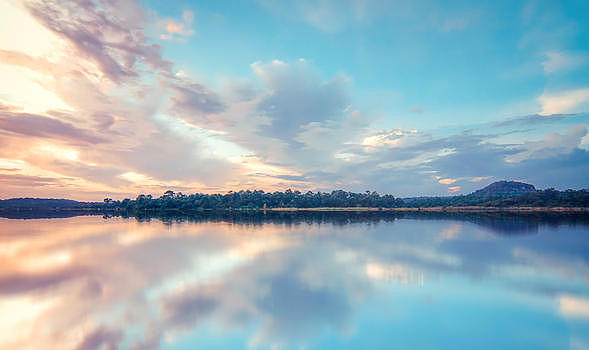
(267, 206, 589, 213)
(1, 206, 588, 213)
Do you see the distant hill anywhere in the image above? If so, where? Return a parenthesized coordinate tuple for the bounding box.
(472, 181, 536, 196)
(0, 198, 83, 209)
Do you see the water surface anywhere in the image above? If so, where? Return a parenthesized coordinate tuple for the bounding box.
(1, 212, 588, 349)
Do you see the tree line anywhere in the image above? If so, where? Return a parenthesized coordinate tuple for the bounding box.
(403, 188, 589, 208)
(104, 189, 405, 211)
(99, 188, 589, 212)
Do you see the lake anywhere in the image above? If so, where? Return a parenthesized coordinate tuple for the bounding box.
(1, 212, 589, 350)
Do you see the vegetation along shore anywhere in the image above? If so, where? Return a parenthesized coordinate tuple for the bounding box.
(1, 181, 588, 215)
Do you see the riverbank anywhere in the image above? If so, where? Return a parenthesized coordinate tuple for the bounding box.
(268, 206, 589, 213)
(2, 206, 588, 214)
(2, 206, 588, 220)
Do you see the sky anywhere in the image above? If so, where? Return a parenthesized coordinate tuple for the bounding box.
(0, 0, 588, 200)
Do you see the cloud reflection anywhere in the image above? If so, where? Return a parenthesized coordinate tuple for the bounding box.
(0, 213, 588, 349)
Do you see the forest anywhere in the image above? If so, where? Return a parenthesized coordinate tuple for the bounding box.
(2, 187, 588, 213)
(99, 188, 589, 212)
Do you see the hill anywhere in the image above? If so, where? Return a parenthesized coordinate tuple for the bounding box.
(472, 181, 536, 196)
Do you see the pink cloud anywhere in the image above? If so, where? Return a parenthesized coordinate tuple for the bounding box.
(439, 178, 456, 185)
(159, 10, 195, 40)
(448, 186, 461, 193)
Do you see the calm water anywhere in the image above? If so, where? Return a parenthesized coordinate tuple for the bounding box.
(1, 212, 589, 350)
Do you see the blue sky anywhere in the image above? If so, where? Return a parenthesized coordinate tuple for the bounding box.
(0, 0, 588, 199)
(150, 0, 589, 127)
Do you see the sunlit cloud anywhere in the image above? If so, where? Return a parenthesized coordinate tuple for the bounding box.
(0, 64, 72, 113)
(559, 294, 589, 320)
(439, 178, 456, 185)
(448, 186, 461, 193)
(0, 1, 63, 58)
(159, 10, 195, 40)
(362, 129, 418, 148)
(0, 0, 587, 200)
(538, 88, 589, 115)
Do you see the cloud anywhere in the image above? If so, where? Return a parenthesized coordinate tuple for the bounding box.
(159, 10, 196, 40)
(252, 59, 350, 138)
(559, 294, 589, 320)
(538, 88, 589, 115)
(0, 0, 251, 199)
(439, 178, 457, 185)
(168, 81, 226, 122)
(113, 124, 239, 184)
(1, 0, 588, 200)
(25, 0, 172, 82)
(422, 127, 589, 194)
(362, 128, 418, 149)
(0, 110, 106, 144)
(208, 59, 365, 179)
(75, 327, 122, 350)
(332, 116, 589, 196)
(448, 185, 461, 193)
(506, 124, 587, 163)
(0, 174, 64, 187)
(542, 51, 588, 74)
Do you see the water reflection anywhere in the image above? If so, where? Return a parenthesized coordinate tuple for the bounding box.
(0, 213, 588, 349)
(4, 210, 589, 234)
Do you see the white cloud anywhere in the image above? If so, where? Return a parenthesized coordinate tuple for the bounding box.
(362, 128, 418, 149)
(582, 132, 589, 149)
(559, 294, 589, 320)
(542, 51, 587, 74)
(538, 88, 589, 115)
